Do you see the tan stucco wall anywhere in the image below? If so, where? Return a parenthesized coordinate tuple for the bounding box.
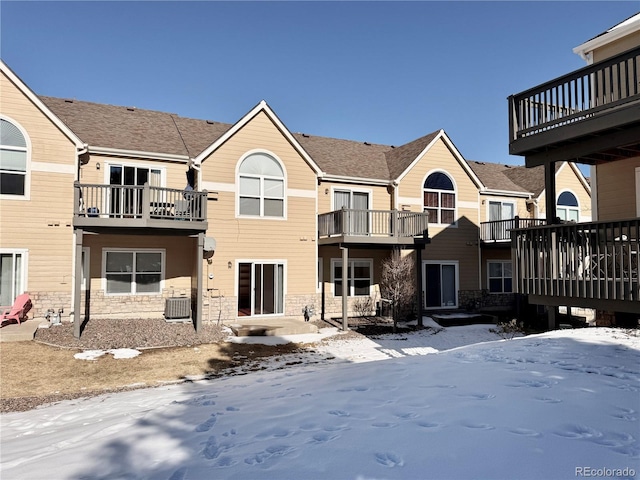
(396, 137, 481, 292)
(591, 30, 640, 63)
(537, 163, 592, 221)
(596, 156, 640, 220)
(0, 71, 78, 306)
(200, 110, 318, 314)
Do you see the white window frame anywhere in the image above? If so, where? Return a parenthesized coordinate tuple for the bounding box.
(101, 248, 165, 296)
(235, 259, 287, 317)
(556, 190, 580, 222)
(330, 258, 373, 297)
(422, 169, 457, 227)
(0, 249, 28, 306)
(487, 260, 513, 294)
(486, 200, 516, 222)
(236, 150, 287, 220)
(422, 260, 459, 309)
(0, 116, 31, 201)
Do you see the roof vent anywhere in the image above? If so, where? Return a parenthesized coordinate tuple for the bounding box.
(127, 107, 136, 111)
(364, 141, 371, 146)
(302, 133, 310, 138)
(206, 120, 215, 124)
(64, 99, 74, 103)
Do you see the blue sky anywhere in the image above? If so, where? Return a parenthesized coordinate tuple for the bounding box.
(2, 1, 638, 169)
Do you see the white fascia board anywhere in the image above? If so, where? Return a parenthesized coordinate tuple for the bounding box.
(567, 161, 592, 194)
(573, 13, 640, 61)
(195, 100, 323, 176)
(1, 60, 84, 149)
(481, 189, 531, 198)
(88, 146, 190, 162)
(321, 174, 390, 186)
(394, 130, 484, 190)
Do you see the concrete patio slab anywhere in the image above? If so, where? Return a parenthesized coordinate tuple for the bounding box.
(225, 317, 318, 336)
(0, 319, 42, 342)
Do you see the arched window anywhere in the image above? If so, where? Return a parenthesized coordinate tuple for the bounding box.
(423, 171, 456, 224)
(557, 191, 579, 222)
(0, 118, 28, 196)
(238, 152, 285, 217)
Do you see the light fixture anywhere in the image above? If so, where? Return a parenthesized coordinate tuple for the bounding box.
(325, 188, 329, 195)
(96, 162, 101, 170)
(228, 261, 232, 269)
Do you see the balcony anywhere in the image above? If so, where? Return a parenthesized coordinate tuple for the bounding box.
(508, 46, 640, 166)
(73, 182, 208, 232)
(480, 217, 545, 244)
(318, 209, 429, 246)
(512, 219, 640, 313)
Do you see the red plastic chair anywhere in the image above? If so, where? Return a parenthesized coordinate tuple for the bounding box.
(0, 294, 32, 326)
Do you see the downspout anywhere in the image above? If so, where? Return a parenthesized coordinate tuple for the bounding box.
(71, 144, 88, 324)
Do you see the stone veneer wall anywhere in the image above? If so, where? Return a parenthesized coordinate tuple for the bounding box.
(202, 294, 323, 323)
(80, 289, 184, 319)
(25, 291, 72, 320)
(458, 290, 515, 311)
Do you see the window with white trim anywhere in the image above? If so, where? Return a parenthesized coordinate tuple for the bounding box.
(0, 119, 28, 196)
(557, 191, 579, 222)
(0, 250, 27, 306)
(104, 250, 163, 295)
(332, 259, 373, 297)
(488, 261, 512, 294)
(423, 172, 456, 225)
(238, 153, 285, 217)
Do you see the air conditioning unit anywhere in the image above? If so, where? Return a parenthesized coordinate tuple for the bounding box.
(164, 297, 190, 320)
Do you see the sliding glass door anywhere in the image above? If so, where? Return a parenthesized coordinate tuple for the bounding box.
(238, 262, 284, 316)
(423, 261, 458, 308)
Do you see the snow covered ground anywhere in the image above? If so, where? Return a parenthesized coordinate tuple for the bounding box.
(1, 321, 639, 480)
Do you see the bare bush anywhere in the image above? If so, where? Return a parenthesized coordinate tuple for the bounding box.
(380, 250, 416, 325)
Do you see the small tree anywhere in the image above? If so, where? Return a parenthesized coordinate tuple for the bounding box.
(380, 250, 416, 331)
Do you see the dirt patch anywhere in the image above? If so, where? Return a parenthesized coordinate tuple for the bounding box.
(0, 340, 304, 413)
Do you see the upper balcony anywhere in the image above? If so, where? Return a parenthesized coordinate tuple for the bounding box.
(73, 182, 208, 233)
(318, 209, 429, 247)
(480, 216, 545, 245)
(508, 46, 640, 166)
(511, 218, 640, 313)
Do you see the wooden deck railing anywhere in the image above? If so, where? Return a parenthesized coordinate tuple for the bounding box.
(509, 46, 640, 143)
(74, 182, 208, 223)
(318, 209, 429, 238)
(512, 219, 640, 303)
(480, 216, 545, 242)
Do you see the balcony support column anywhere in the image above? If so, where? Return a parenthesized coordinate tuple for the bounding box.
(73, 229, 84, 338)
(416, 247, 423, 327)
(194, 233, 204, 333)
(544, 161, 558, 224)
(341, 245, 349, 331)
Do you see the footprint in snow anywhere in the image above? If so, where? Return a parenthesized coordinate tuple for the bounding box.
(195, 413, 217, 432)
(256, 426, 292, 439)
(508, 428, 541, 437)
(375, 452, 404, 467)
(202, 435, 234, 460)
(461, 421, 495, 430)
(416, 420, 442, 429)
(308, 432, 340, 444)
(534, 395, 563, 403)
(244, 445, 295, 465)
(371, 422, 398, 428)
(328, 410, 350, 417)
(610, 407, 637, 422)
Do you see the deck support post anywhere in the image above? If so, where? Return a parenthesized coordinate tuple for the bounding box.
(545, 161, 559, 330)
(416, 247, 423, 327)
(341, 244, 349, 331)
(73, 229, 83, 338)
(194, 233, 204, 333)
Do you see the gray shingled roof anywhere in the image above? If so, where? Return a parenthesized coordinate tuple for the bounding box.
(41, 96, 231, 158)
(42, 95, 533, 186)
(467, 161, 563, 196)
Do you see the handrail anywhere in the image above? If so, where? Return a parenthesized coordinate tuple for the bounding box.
(512, 218, 640, 303)
(74, 182, 208, 222)
(318, 209, 429, 238)
(480, 217, 545, 242)
(509, 46, 640, 142)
